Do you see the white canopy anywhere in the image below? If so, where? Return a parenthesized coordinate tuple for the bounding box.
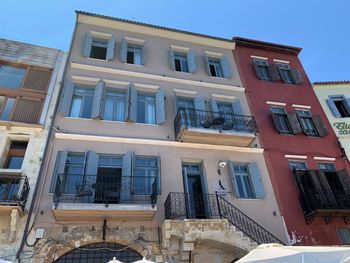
(237, 243, 350, 263)
(132, 257, 156, 263)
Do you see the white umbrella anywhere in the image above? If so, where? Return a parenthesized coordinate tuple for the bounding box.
(237, 243, 350, 263)
(107, 257, 124, 263)
(132, 257, 156, 263)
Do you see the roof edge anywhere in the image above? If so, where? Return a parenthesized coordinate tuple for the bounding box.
(313, 81, 350, 85)
(233, 36, 302, 55)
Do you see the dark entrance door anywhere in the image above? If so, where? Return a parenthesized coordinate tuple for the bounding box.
(95, 167, 122, 203)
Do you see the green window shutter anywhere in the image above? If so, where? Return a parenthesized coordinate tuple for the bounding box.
(120, 38, 127, 63)
(336, 169, 350, 191)
(232, 99, 243, 115)
(187, 51, 197, 73)
(59, 79, 74, 117)
(106, 37, 115, 61)
(204, 54, 211, 76)
(120, 151, 134, 202)
(50, 150, 68, 192)
(83, 33, 92, 57)
(210, 98, 219, 118)
(155, 90, 165, 124)
(169, 48, 175, 70)
(141, 44, 146, 66)
(220, 56, 232, 78)
(327, 97, 341, 118)
(248, 163, 266, 199)
(128, 84, 137, 122)
(91, 80, 105, 119)
(228, 161, 240, 197)
(312, 115, 329, 137)
(269, 64, 281, 81)
(287, 112, 303, 134)
(194, 96, 205, 111)
(290, 68, 303, 84)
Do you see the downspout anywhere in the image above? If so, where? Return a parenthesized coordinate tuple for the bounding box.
(16, 13, 78, 261)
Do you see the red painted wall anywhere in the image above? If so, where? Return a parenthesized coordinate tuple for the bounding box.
(234, 43, 350, 245)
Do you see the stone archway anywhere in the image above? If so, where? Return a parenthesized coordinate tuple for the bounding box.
(54, 242, 142, 263)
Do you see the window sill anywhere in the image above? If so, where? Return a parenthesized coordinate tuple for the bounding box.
(124, 62, 144, 67)
(173, 70, 192, 75)
(236, 197, 261, 201)
(87, 57, 108, 62)
(0, 169, 23, 176)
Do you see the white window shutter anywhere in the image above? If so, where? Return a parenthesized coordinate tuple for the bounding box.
(91, 80, 105, 119)
(326, 97, 341, 118)
(248, 163, 266, 199)
(120, 151, 134, 202)
(120, 38, 128, 63)
(232, 99, 243, 115)
(83, 33, 93, 57)
(220, 56, 233, 78)
(142, 44, 146, 66)
(128, 84, 137, 122)
(194, 96, 205, 111)
(204, 54, 211, 75)
(106, 37, 115, 61)
(169, 48, 175, 70)
(155, 90, 166, 124)
(187, 51, 197, 73)
(59, 79, 74, 117)
(228, 161, 240, 197)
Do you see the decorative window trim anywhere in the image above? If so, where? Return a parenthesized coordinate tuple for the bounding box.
(273, 59, 290, 64)
(89, 31, 113, 38)
(133, 83, 159, 92)
(170, 45, 190, 52)
(212, 94, 235, 101)
(250, 55, 268, 60)
(71, 76, 100, 86)
(266, 101, 287, 106)
(173, 88, 197, 96)
(292, 104, 311, 109)
(284, 155, 308, 159)
(204, 51, 223, 58)
(313, 156, 336, 161)
(124, 36, 145, 44)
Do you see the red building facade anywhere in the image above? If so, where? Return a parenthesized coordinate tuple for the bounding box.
(233, 37, 350, 245)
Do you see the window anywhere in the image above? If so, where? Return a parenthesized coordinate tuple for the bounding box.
(4, 141, 28, 169)
(0, 96, 15, 121)
(103, 89, 126, 121)
(126, 44, 142, 65)
(217, 102, 234, 115)
(318, 162, 336, 172)
(296, 109, 318, 136)
(0, 177, 20, 202)
(69, 86, 94, 118)
(174, 52, 188, 72)
(90, 38, 108, 60)
(327, 96, 350, 118)
(337, 228, 350, 245)
(231, 164, 255, 198)
(252, 59, 271, 80)
(137, 93, 156, 124)
(270, 106, 292, 134)
(63, 152, 86, 194)
(83, 33, 115, 61)
(0, 64, 26, 89)
(288, 160, 308, 171)
(208, 58, 224, 78)
(276, 63, 294, 84)
(134, 157, 159, 195)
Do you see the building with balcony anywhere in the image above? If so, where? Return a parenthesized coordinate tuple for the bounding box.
(233, 37, 350, 246)
(29, 11, 287, 263)
(0, 39, 67, 261)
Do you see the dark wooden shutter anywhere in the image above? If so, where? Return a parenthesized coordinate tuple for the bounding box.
(312, 115, 329, 137)
(270, 112, 283, 133)
(11, 97, 43, 123)
(268, 63, 280, 81)
(337, 169, 350, 191)
(309, 170, 323, 192)
(290, 68, 303, 84)
(252, 60, 264, 79)
(293, 170, 307, 193)
(317, 171, 332, 192)
(287, 112, 303, 134)
(22, 68, 52, 92)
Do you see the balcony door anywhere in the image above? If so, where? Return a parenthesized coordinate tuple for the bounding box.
(177, 98, 196, 127)
(182, 163, 207, 218)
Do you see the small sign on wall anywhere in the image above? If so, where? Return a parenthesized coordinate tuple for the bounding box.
(333, 122, 350, 135)
(211, 179, 231, 196)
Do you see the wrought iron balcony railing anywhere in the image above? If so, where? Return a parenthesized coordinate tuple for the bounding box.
(0, 175, 30, 209)
(174, 108, 258, 138)
(53, 174, 159, 208)
(164, 192, 284, 245)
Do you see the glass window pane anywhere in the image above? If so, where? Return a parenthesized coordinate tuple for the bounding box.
(81, 95, 93, 118)
(137, 99, 145, 123)
(116, 100, 125, 121)
(236, 176, 245, 197)
(146, 101, 155, 124)
(0, 65, 26, 89)
(70, 96, 82, 117)
(103, 97, 114, 120)
(243, 176, 254, 198)
(6, 156, 24, 169)
(0, 98, 15, 121)
(134, 49, 142, 65)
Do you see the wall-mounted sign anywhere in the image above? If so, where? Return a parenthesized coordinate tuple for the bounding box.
(333, 122, 350, 135)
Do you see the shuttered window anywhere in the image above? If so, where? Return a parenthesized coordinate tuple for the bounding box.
(327, 95, 350, 118)
(137, 93, 156, 124)
(103, 89, 126, 121)
(288, 160, 308, 171)
(69, 86, 94, 118)
(252, 59, 271, 80)
(208, 58, 224, 78)
(174, 52, 189, 72)
(270, 106, 293, 134)
(83, 33, 115, 61)
(296, 109, 318, 136)
(127, 44, 142, 65)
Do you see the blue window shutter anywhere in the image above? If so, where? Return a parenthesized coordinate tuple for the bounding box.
(120, 151, 134, 202)
(128, 84, 137, 122)
(59, 79, 74, 117)
(120, 38, 127, 63)
(210, 97, 219, 118)
(83, 33, 93, 57)
(142, 44, 146, 66)
(327, 97, 341, 118)
(228, 161, 240, 197)
(187, 51, 197, 73)
(194, 96, 205, 111)
(344, 98, 350, 116)
(106, 37, 115, 61)
(232, 99, 243, 115)
(204, 54, 211, 75)
(220, 56, 233, 78)
(248, 162, 266, 199)
(84, 151, 99, 201)
(124, 85, 130, 121)
(156, 90, 166, 124)
(50, 150, 68, 192)
(169, 48, 175, 70)
(91, 80, 105, 119)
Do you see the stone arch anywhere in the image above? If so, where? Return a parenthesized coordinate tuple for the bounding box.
(53, 242, 142, 263)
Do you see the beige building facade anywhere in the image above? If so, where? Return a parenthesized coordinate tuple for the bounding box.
(0, 39, 67, 261)
(29, 11, 288, 263)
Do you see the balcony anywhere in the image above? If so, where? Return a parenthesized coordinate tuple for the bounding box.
(53, 174, 158, 221)
(174, 109, 258, 147)
(0, 174, 30, 216)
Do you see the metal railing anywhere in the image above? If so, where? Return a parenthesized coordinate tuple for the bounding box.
(174, 108, 258, 139)
(164, 192, 284, 245)
(0, 175, 30, 209)
(299, 190, 350, 214)
(53, 174, 159, 208)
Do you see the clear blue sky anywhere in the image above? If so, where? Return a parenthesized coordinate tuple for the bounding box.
(1, 1, 349, 82)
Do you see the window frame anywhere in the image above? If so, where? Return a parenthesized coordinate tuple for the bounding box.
(134, 156, 160, 195)
(270, 106, 293, 134)
(329, 95, 350, 118)
(253, 59, 271, 81)
(337, 227, 350, 245)
(69, 85, 95, 119)
(0, 96, 16, 121)
(89, 37, 108, 60)
(4, 141, 28, 169)
(288, 160, 308, 171)
(208, 57, 224, 78)
(126, 44, 143, 65)
(296, 109, 319, 137)
(136, 92, 156, 124)
(103, 88, 126, 122)
(318, 162, 336, 172)
(173, 52, 189, 73)
(276, 63, 294, 84)
(231, 162, 255, 199)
